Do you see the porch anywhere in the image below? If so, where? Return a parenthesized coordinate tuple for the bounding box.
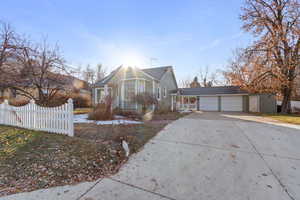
(171, 95, 198, 111)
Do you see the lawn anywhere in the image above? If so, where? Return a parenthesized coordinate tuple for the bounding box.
(0, 111, 187, 197)
(262, 114, 300, 125)
(73, 107, 93, 115)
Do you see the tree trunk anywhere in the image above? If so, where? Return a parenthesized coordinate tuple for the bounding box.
(281, 86, 292, 114)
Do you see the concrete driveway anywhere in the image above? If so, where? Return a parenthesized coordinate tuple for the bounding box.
(2, 112, 300, 200)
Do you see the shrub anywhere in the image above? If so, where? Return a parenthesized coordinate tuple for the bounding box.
(155, 102, 171, 114)
(39, 95, 69, 107)
(133, 92, 157, 114)
(88, 96, 113, 120)
(113, 107, 142, 120)
(9, 99, 30, 107)
(72, 95, 91, 109)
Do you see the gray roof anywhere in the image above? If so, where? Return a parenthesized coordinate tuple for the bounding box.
(142, 66, 172, 80)
(94, 66, 122, 87)
(94, 65, 173, 87)
(176, 86, 248, 96)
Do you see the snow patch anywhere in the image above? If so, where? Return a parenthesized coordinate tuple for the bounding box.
(74, 114, 143, 125)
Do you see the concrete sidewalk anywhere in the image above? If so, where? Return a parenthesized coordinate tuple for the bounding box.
(2, 112, 300, 200)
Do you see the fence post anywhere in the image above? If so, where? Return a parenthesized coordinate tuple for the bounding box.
(30, 99, 36, 130)
(68, 99, 74, 137)
(3, 100, 9, 125)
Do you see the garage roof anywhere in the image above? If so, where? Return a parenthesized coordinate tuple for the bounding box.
(176, 86, 248, 96)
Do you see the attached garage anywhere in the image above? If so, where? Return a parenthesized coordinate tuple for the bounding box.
(172, 86, 277, 113)
(221, 96, 243, 112)
(199, 97, 218, 111)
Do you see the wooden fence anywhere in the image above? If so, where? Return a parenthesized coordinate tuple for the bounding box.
(0, 99, 74, 137)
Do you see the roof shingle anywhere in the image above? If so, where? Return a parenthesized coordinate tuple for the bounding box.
(176, 86, 248, 96)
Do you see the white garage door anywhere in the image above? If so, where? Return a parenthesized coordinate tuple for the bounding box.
(221, 96, 243, 111)
(200, 97, 218, 111)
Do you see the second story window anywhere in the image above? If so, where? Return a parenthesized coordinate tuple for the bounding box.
(163, 87, 167, 98)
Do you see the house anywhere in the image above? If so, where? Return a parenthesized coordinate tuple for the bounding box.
(93, 65, 178, 111)
(93, 65, 277, 113)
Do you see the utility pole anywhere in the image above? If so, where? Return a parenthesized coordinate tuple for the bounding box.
(150, 57, 158, 67)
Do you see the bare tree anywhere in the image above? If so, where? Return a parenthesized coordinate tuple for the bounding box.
(190, 76, 201, 88)
(239, 0, 300, 113)
(83, 64, 96, 84)
(179, 77, 192, 88)
(96, 63, 107, 82)
(6, 39, 69, 105)
(198, 66, 217, 87)
(0, 22, 19, 85)
(225, 48, 282, 93)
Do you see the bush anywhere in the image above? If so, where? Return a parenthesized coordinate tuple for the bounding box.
(9, 99, 30, 107)
(155, 102, 171, 114)
(72, 95, 91, 109)
(39, 95, 69, 107)
(88, 96, 113, 121)
(133, 92, 157, 114)
(113, 107, 142, 120)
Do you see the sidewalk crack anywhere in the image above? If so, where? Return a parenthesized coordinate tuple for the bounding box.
(235, 122, 296, 200)
(76, 179, 103, 200)
(109, 178, 177, 200)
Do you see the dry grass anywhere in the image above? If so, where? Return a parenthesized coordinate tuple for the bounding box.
(74, 107, 93, 115)
(262, 114, 300, 125)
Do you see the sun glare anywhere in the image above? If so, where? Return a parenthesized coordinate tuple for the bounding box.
(121, 52, 143, 67)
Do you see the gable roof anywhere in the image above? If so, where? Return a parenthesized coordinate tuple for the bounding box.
(176, 86, 248, 96)
(94, 66, 122, 87)
(94, 65, 174, 87)
(142, 66, 172, 80)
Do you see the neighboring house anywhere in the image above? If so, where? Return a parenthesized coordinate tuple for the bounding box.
(0, 75, 91, 104)
(172, 86, 277, 113)
(93, 65, 178, 111)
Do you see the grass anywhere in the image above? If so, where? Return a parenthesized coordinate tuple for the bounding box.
(262, 114, 300, 125)
(0, 126, 125, 196)
(0, 111, 187, 197)
(73, 107, 93, 115)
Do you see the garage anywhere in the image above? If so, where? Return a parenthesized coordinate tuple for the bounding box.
(221, 96, 243, 111)
(199, 97, 218, 111)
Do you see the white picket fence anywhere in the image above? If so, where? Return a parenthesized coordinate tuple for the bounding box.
(0, 99, 74, 137)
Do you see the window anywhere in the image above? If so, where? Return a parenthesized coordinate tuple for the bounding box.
(96, 88, 105, 103)
(157, 87, 161, 100)
(138, 80, 145, 94)
(163, 87, 167, 98)
(97, 87, 112, 103)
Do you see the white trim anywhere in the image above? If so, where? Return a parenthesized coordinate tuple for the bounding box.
(121, 81, 124, 109)
(171, 95, 174, 111)
(135, 79, 138, 110)
(94, 88, 98, 104)
(152, 80, 155, 110)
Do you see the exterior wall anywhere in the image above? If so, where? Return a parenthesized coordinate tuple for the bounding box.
(243, 95, 249, 112)
(156, 68, 178, 110)
(249, 95, 260, 112)
(93, 66, 158, 112)
(259, 94, 277, 113)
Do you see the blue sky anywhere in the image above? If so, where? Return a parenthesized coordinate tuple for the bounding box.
(1, 0, 253, 82)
